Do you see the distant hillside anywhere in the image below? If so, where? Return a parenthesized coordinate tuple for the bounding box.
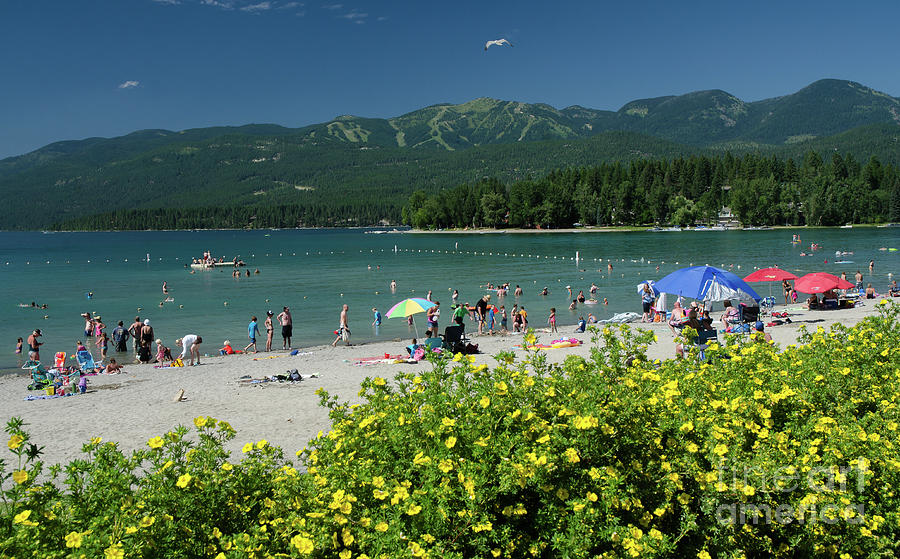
(2, 79, 899, 229)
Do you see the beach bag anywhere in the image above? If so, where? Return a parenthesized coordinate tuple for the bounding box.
(413, 347, 425, 361)
(341, 328, 351, 342)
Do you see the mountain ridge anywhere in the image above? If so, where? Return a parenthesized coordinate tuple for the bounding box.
(2, 78, 900, 229)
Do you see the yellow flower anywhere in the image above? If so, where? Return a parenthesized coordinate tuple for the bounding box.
(125, 526, 138, 534)
(256, 439, 268, 449)
(342, 527, 355, 545)
(176, 473, 192, 488)
(373, 376, 386, 386)
(564, 448, 580, 463)
(479, 395, 490, 408)
(242, 442, 253, 453)
(104, 544, 124, 559)
(291, 535, 315, 554)
(147, 436, 164, 449)
(375, 521, 389, 532)
(339, 551, 352, 559)
(7, 434, 23, 450)
(445, 436, 457, 449)
(407, 504, 422, 515)
(140, 516, 155, 527)
(221, 462, 234, 471)
(713, 443, 728, 456)
(65, 531, 83, 548)
(679, 421, 694, 433)
(13, 509, 38, 526)
(193, 416, 209, 428)
(685, 442, 699, 453)
(413, 452, 432, 466)
(494, 382, 508, 396)
(698, 551, 712, 559)
(12, 470, 28, 484)
(90, 436, 102, 445)
(441, 417, 456, 427)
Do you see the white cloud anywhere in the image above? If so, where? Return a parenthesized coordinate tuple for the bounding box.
(376, 15, 387, 21)
(201, 0, 234, 9)
(240, 1, 271, 11)
(153, 0, 179, 4)
(118, 80, 140, 89)
(341, 9, 367, 22)
(278, 1, 303, 8)
(322, 3, 342, 9)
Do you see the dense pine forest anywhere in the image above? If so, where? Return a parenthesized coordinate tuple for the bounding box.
(54, 151, 900, 230)
(402, 152, 900, 229)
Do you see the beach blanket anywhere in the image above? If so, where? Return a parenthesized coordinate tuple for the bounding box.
(24, 393, 75, 401)
(353, 354, 416, 366)
(598, 312, 641, 324)
(517, 338, 583, 350)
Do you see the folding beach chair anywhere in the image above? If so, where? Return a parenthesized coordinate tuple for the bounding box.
(54, 352, 67, 369)
(694, 329, 719, 362)
(75, 349, 98, 373)
(423, 337, 443, 352)
(441, 324, 469, 353)
(23, 360, 56, 388)
(740, 304, 761, 330)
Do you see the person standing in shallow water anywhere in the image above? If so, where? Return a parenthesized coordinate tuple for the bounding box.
(332, 304, 351, 346)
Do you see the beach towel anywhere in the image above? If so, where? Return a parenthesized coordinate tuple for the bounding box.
(598, 312, 641, 324)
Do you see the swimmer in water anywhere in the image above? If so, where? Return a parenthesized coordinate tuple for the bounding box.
(162, 281, 168, 295)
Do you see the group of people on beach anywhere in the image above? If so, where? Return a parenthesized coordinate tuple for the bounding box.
(241, 307, 294, 353)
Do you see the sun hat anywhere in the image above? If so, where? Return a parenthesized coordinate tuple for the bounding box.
(267, 310, 274, 316)
(144, 319, 150, 325)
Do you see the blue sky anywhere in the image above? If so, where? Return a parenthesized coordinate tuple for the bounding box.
(1, 0, 899, 158)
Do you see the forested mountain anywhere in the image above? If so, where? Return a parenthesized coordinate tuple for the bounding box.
(2, 79, 899, 230)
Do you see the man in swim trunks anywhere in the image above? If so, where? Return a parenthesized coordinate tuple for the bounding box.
(332, 304, 351, 347)
(475, 295, 490, 335)
(277, 307, 293, 350)
(129, 316, 143, 358)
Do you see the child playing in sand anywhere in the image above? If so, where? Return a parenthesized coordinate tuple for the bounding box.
(155, 339, 171, 364)
(220, 340, 236, 355)
(105, 359, 123, 374)
(548, 308, 557, 333)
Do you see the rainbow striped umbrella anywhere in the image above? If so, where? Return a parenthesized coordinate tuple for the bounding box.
(386, 297, 436, 337)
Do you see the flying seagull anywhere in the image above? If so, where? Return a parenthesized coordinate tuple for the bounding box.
(484, 38, 513, 51)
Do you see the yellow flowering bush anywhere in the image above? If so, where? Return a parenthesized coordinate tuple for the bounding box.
(1, 303, 900, 557)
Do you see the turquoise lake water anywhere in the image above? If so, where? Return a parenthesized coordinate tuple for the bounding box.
(2, 228, 897, 373)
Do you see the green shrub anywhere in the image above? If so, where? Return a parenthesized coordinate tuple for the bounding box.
(2, 301, 899, 558)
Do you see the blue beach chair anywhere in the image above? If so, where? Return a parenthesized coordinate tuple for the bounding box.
(76, 350, 98, 373)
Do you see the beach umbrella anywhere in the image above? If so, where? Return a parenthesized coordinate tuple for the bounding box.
(744, 267, 799, 299)
(636, 280, 659, 297)
(386, 297, 436, 337)
(794, 273, 855, 294)
(743, 267, 799, 282)
(654, 265, 761, 303)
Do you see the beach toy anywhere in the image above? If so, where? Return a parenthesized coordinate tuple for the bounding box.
(290, 349, 299, 356)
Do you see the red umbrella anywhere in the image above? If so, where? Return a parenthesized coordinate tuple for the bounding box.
(794, 272, 855, 294)
(744, 267, 799, 282)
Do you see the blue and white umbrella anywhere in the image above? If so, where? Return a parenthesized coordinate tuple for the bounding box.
(654, 265, 761, 303)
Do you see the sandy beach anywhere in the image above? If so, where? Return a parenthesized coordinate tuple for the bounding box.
(0, 301, 882, 467)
